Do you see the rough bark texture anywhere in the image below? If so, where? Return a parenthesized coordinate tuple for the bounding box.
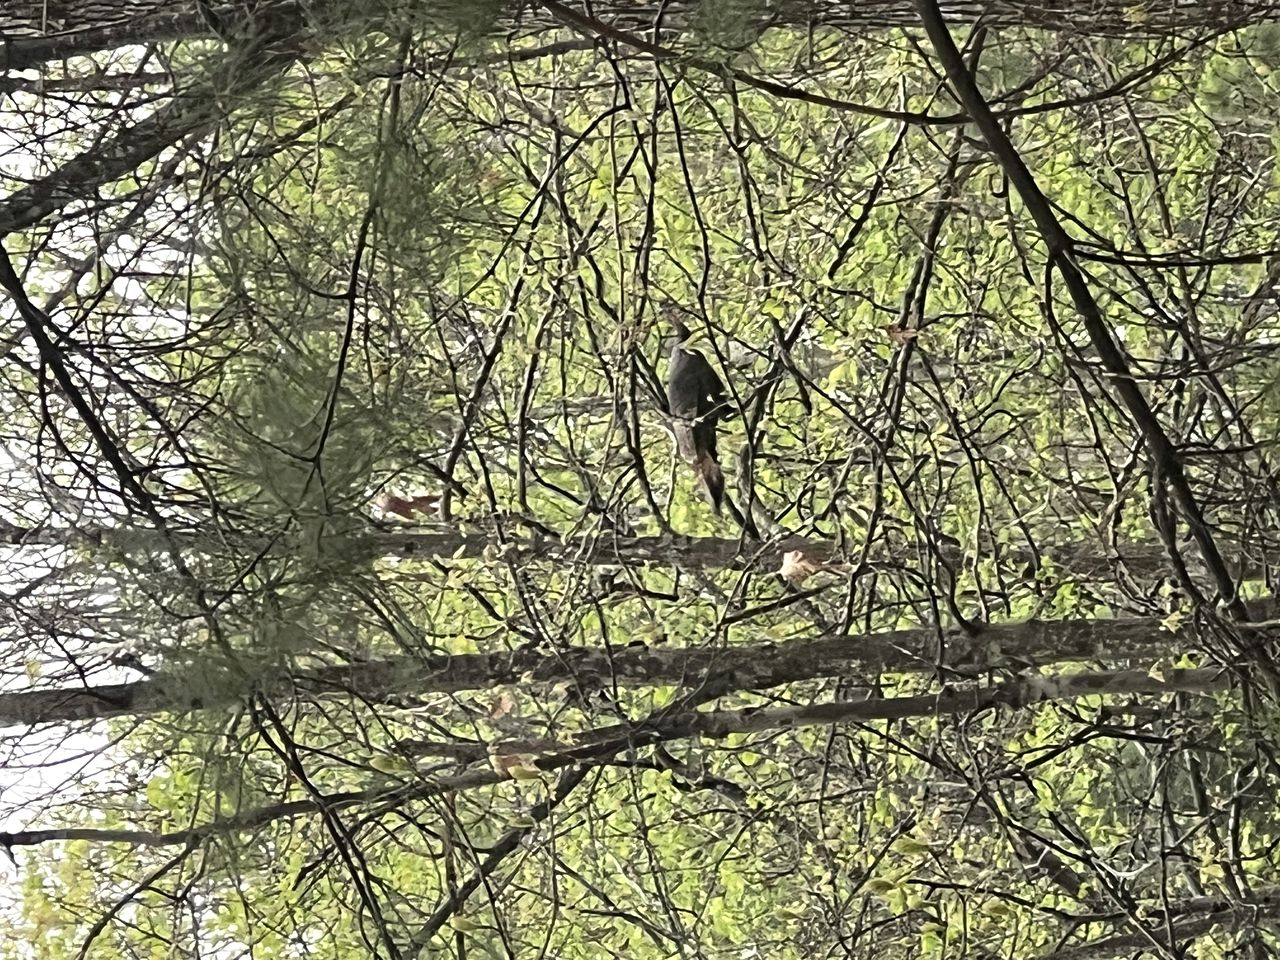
(1, 0, 1278, 72)
(3, 607, 1251, 727)
(0, 518, 1227, 578)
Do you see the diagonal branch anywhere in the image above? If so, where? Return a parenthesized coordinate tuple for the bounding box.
(402, 765, 592, 957)
(913, 0, 1246, 621)
(0, 43, 299, 239)
(0, 665, 1239, 859)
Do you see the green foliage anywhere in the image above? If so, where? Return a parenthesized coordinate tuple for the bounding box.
(6, 10, 1280, 960)
(214, 338, 378, 520)
(1198, 24, 1280, 120)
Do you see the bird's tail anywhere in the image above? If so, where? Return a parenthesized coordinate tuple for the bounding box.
(674, 421, 724, 513)
(696, 454, 724, 514)
(672, 422, 700, 466)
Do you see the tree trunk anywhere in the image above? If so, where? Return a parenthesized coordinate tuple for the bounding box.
(1, 0, 1275, 72)
(2, 609, 1242, 727)
(0, 519, 1220, 579)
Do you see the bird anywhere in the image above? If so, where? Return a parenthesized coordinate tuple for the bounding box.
(667, 319, 727, 513)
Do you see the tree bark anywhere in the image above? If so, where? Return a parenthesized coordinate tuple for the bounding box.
(0, 0, 1275, 72)
(2, 608, 1248, 727)
(1040, 887, 1280, 960)
(0, 519, 1216, 579)
(0, 38, 299, 239)
(0, 665, 1240, 857)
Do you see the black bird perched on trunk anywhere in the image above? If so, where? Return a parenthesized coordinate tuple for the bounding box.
(667, 319, 727, 513)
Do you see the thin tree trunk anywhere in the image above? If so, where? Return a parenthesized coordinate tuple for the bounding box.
(0, 518, 1219, 579)
(4, 608, 1251, 727)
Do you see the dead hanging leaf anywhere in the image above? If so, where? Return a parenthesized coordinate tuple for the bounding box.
(883, 325, 920, 347)
(778, 550, 854, 585)
(378, 493, 439, 521)
(487, 691, 516, 720)
(779, 550, 822, 584)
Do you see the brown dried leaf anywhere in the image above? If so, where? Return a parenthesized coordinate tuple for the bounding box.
(778, 549, 822, 584)
(883, 325, 920, 347)
(378, 493, 439, 521)
(487, 691, 516, 720)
